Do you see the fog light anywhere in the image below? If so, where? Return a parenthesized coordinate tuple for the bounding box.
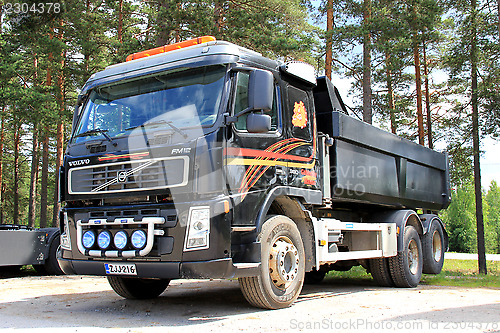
(82, 230, 95, 249)
(114, 231, 128, 250)
(97, 230, 111, 249)
(131, 230, 147, 249)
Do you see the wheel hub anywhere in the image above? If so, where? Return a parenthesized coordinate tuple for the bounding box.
(269, 236, 299, 289)
(432, 230, 442, 262)
(407, 239, 420, 275)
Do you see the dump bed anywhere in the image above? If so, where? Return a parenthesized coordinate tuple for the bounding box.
(314, 79, 451, 211)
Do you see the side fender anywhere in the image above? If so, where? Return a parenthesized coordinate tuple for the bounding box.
(36, 228, 61, 259)
(254, 186, 322, 234)
(419, 214, 449, 251)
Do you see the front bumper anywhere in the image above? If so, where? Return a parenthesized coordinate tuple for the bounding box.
(58, 255, 260, 279)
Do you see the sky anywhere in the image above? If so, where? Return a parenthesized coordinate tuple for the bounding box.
(310, 0, 499, 190)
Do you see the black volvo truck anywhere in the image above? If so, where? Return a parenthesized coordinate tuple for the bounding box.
(58, 36, 451, 309)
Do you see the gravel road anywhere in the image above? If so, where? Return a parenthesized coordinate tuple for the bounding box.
(1, 275, 499, 333)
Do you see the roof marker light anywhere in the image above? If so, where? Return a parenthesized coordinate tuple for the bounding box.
(126, 36, 216, 62)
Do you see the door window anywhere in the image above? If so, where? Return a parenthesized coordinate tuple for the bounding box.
(233, 72, 280, 132)
(288, 86, 312, 141)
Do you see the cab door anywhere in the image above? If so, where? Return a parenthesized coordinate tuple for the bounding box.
(224, 70, 284, 224)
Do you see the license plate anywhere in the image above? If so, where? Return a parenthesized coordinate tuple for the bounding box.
(104, 263, 137, 276)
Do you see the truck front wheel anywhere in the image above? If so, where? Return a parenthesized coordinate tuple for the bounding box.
(238, 215, 305, 309)
(388, 225, 423, 288)
(107, 276, 170, 299)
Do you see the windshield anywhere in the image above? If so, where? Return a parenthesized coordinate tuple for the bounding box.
(72, 65, 227, 144)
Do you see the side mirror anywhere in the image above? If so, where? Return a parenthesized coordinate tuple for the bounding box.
(246, 112, 271, 133)
(248, 69, 273, 112)
(72, 94, 85, 132)
(72, 105, 80, 133)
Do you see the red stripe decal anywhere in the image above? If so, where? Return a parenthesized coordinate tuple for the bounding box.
(225, 147, 312, 162)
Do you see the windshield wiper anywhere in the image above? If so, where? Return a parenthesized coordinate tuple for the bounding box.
(125, 120, 188, 138)
(74, 128, 117, 146)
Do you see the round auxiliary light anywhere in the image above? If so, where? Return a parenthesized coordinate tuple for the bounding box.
(97, 230, 112, 249)
(82, 230, 95, 249)
(114, 231, 128, 250)
(131, 230, 147, 250)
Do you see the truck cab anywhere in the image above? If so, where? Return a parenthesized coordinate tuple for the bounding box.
(58, 37, 450, 309)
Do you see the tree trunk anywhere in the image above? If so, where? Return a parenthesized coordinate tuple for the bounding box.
(53, 29, 65, 228)
(325, 0, 333, 80)
(385, 51, 396, 134)
(52, 122, 63, 227)
(39, 131, 49, 228)
(28, 125, 39, 227)
(423, 41, 433, 149)
(118, 0, 123, 43)
(413, 40, 424, 145)
(497, 0, 500, 40)
(13, 125, 20, 225)
(362, 0, 372, 124)
(0, 113, 4, 224)
(471, 0, 487, 275)
(29, 56, 40, 227)
(156, 0, 171, 46)
(214, 0, 225, 38)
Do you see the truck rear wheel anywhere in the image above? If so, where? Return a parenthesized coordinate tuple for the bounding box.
(369, 258, 394, 287)
(107, 276, 170, 299)
(388, 226, 422, 288)
(422, 221, 445, 274)
(238, 215, 305, 309)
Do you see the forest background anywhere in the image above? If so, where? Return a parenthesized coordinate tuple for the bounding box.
(0, 0, 499, 257)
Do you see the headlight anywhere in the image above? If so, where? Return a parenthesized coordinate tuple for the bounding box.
(82, 230, 96, 249)
(114, 231, 128, 250)
(184, 207, 210, 250)
(61, 211, 72, 250)
(131, 230, 147, 249)
(97, 230, 111, 249)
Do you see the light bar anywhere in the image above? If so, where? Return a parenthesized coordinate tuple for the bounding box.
(126, 36, 216, 62)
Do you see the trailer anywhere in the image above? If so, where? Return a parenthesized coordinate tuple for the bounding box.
(0, 225, 63, 275)
(57, 36, 450, 309)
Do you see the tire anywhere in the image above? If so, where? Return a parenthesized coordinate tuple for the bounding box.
(238, 215, 305, 309)
(44, 234, 64, 275)
(304, 269, 326, 284)
(388, 225, 423, 288)
(422, 221, 445, 274)
(369, 258, 394, 287)
(107, 276, 170, 299)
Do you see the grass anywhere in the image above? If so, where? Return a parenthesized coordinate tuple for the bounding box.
(323, 260, 500, 289)
(421, 260, 500, 288)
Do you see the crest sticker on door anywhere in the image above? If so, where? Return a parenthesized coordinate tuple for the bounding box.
(292, 101, 308, 129)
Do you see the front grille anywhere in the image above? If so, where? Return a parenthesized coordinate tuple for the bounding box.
(68, 156, 188, 194)
(89, 208, 160, 219)
(74, 208, 178, 227)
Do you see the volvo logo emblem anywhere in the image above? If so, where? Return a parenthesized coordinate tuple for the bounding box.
(117, 171, 128, 183)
